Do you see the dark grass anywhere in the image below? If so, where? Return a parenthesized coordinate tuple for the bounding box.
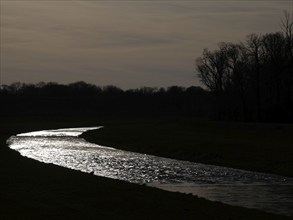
(0, 117, 291, 219)
(81, 118, 293, 177)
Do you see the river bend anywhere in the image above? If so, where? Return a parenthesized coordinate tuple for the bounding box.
(7, 127, 293, 216)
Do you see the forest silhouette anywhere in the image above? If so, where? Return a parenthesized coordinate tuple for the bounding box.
(0, 82, 210, 118)
(196, 12, 293, 122)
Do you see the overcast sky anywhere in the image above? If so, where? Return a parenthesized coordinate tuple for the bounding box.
(1, 0, 292, 89)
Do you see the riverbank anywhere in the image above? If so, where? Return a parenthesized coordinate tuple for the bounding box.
(0, 117, 290, 219)
(81, 118, 293, 177)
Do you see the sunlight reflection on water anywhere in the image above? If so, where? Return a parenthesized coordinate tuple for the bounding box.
(7, 127, 293, 216)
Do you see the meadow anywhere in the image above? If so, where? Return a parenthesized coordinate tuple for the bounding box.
(82, 118, 293, 177)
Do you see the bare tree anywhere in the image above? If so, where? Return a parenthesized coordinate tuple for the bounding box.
(280, 10, 293, 58)
(223, 43, 250, 119)
(245, 34, 263, 121)
(262, 32, 287, 109)
(196, 47, 228, 93)
(196, 45, 230, 119)
(280, 11, 293, 115)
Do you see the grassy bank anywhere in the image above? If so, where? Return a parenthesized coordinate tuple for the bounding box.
(81, 118, 293, 177)
(0, 117, 290, 219)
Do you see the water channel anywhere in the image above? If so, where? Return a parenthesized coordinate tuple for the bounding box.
(7, 127, 293, 216)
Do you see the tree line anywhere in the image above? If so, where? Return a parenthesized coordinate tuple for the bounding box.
(0, 81, 211, 118)
(196, 12, 293, 122)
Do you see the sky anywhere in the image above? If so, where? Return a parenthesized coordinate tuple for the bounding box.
(1, 0, 292, 89)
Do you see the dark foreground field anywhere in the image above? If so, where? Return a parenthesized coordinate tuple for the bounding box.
(0, 117, 291, 219)
(82, 118, 293, 177)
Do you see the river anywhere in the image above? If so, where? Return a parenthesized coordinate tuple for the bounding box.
(7, 127, 293, 216)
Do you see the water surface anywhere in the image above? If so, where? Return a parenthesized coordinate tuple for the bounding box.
(7, 127, 293, 216)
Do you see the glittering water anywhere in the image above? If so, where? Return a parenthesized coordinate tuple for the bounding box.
(7, 127, 293, 216)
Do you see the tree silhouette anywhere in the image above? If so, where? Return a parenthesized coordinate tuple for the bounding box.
(196, 12, 293, 122)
